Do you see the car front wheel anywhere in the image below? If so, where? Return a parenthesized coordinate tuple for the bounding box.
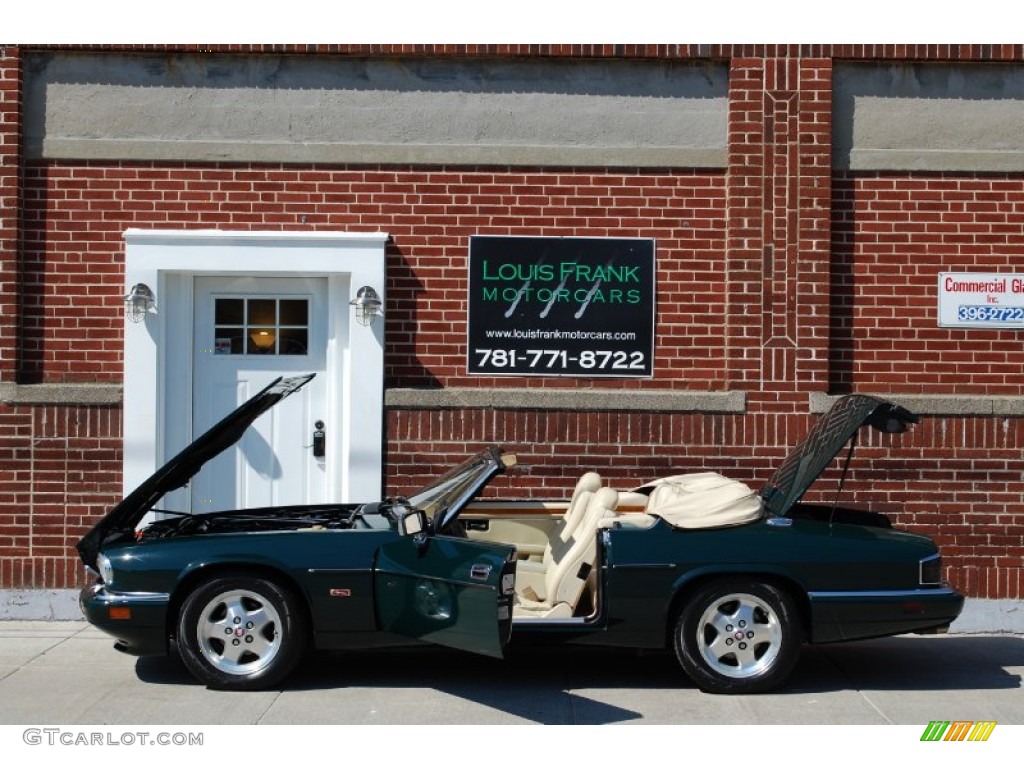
(176, 575, 307, 690)
(674, 580, 801, 694)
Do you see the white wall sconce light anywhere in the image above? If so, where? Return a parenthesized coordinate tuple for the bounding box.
(123, 283, 157, 323)
(349, 285, 383, 326)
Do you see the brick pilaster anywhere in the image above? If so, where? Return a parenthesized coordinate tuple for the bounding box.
(0, 46, 22, 381)
(791, 57, 833, 391)
(726, 54, 833, 409)
(724, 57, 767, 395)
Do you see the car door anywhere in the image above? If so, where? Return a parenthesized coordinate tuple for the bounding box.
(373, 535, 517, 658)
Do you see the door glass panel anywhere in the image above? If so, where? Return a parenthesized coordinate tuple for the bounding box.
(247, 299, 277, 326)
(280, 300, 308, 326)
(215, 298, 244, 325)
(213, 297, 309, 357)
(214, 326, 244, 355)
(247, 328, 277, 354)
(278, 328, 308, 355)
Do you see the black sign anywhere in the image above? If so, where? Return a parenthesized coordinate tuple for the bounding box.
(467, 236, 655, 377)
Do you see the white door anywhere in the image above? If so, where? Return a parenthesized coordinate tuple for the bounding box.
(190, 276, 329, 513)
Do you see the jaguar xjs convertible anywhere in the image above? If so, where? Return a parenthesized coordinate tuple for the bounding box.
(78, 375, 964, 694)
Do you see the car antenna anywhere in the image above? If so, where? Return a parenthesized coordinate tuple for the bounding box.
(829, 431, 859, 528)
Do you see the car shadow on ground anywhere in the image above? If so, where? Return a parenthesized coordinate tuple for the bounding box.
(135, 634, 1023, 699)
(790, 634, 1024, 693)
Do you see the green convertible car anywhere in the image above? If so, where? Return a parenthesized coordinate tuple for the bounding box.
(78, 375, 964, 694)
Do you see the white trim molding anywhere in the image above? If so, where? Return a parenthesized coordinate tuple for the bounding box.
(123, 229, 388, 508)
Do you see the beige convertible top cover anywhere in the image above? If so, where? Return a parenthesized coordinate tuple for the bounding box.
(636, 472, 763, 530)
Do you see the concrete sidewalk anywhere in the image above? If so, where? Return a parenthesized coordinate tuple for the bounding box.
(0, 621, 1021, 725)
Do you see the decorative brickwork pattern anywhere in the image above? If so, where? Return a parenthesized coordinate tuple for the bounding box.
(725, 57, 833, 405)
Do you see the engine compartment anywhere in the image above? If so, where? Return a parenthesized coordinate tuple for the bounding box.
(138, 502, 376, 539)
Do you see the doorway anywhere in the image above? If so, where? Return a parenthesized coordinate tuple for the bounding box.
(122, 229, 388, 521)
(190, 276, 329, 512)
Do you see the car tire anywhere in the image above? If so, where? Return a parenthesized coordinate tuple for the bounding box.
(176, 575, 307, 690)
(674, 580, 801, 694)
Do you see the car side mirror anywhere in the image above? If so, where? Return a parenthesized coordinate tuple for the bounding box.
(398, 509, 428, 538)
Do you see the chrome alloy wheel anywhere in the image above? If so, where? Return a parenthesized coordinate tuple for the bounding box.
(195, 588, 283, 676)
(694, 592, 783, 679)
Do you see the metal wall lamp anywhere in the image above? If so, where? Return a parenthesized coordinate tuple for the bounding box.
(349, 285, 383, 326)
(124, 283, 156, 323)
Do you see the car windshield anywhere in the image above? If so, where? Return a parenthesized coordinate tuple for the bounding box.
(407, 449, 503, 527)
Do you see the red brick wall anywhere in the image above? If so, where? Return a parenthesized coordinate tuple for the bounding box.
(20, 164, 729, 389)
(367, 169, 730, 390)
(832, 173, 1024, 395)
(0, 403, 121, 588)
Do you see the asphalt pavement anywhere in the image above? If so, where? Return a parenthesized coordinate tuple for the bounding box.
(0, 620, 1021, 725)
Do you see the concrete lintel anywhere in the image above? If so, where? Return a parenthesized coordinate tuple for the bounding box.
(810, 391, 1024, 416)
(0, 382, 123, 406)
(845, 148, 1024, 173)
(386, 387, 746, 413)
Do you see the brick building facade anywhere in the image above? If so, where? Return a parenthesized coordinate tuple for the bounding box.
(0, 45, 1022, 614)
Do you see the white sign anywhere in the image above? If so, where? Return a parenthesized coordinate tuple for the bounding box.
(938, 273, 1024, 328)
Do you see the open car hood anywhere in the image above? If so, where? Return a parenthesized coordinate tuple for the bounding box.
(77, 373, 315, 568)
(760, 394, 918, 518)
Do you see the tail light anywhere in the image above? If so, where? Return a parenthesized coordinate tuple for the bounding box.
(920, 554, 942, 585)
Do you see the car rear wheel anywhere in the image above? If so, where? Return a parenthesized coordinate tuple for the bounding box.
(177, 575, 306, 690)
(674, 580, 801, 694)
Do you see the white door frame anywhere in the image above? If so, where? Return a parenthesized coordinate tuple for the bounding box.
(123, 229, 388, 510)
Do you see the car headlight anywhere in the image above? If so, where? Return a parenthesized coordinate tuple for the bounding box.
(96, 553, 114, 587)
(919, 554, 942, 585)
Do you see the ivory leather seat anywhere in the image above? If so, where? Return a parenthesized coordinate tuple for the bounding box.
(515, 471, 601, 569)
(514, 486, 619, 619)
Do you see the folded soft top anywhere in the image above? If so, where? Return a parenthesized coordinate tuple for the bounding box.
(634, 472, 763, 530)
